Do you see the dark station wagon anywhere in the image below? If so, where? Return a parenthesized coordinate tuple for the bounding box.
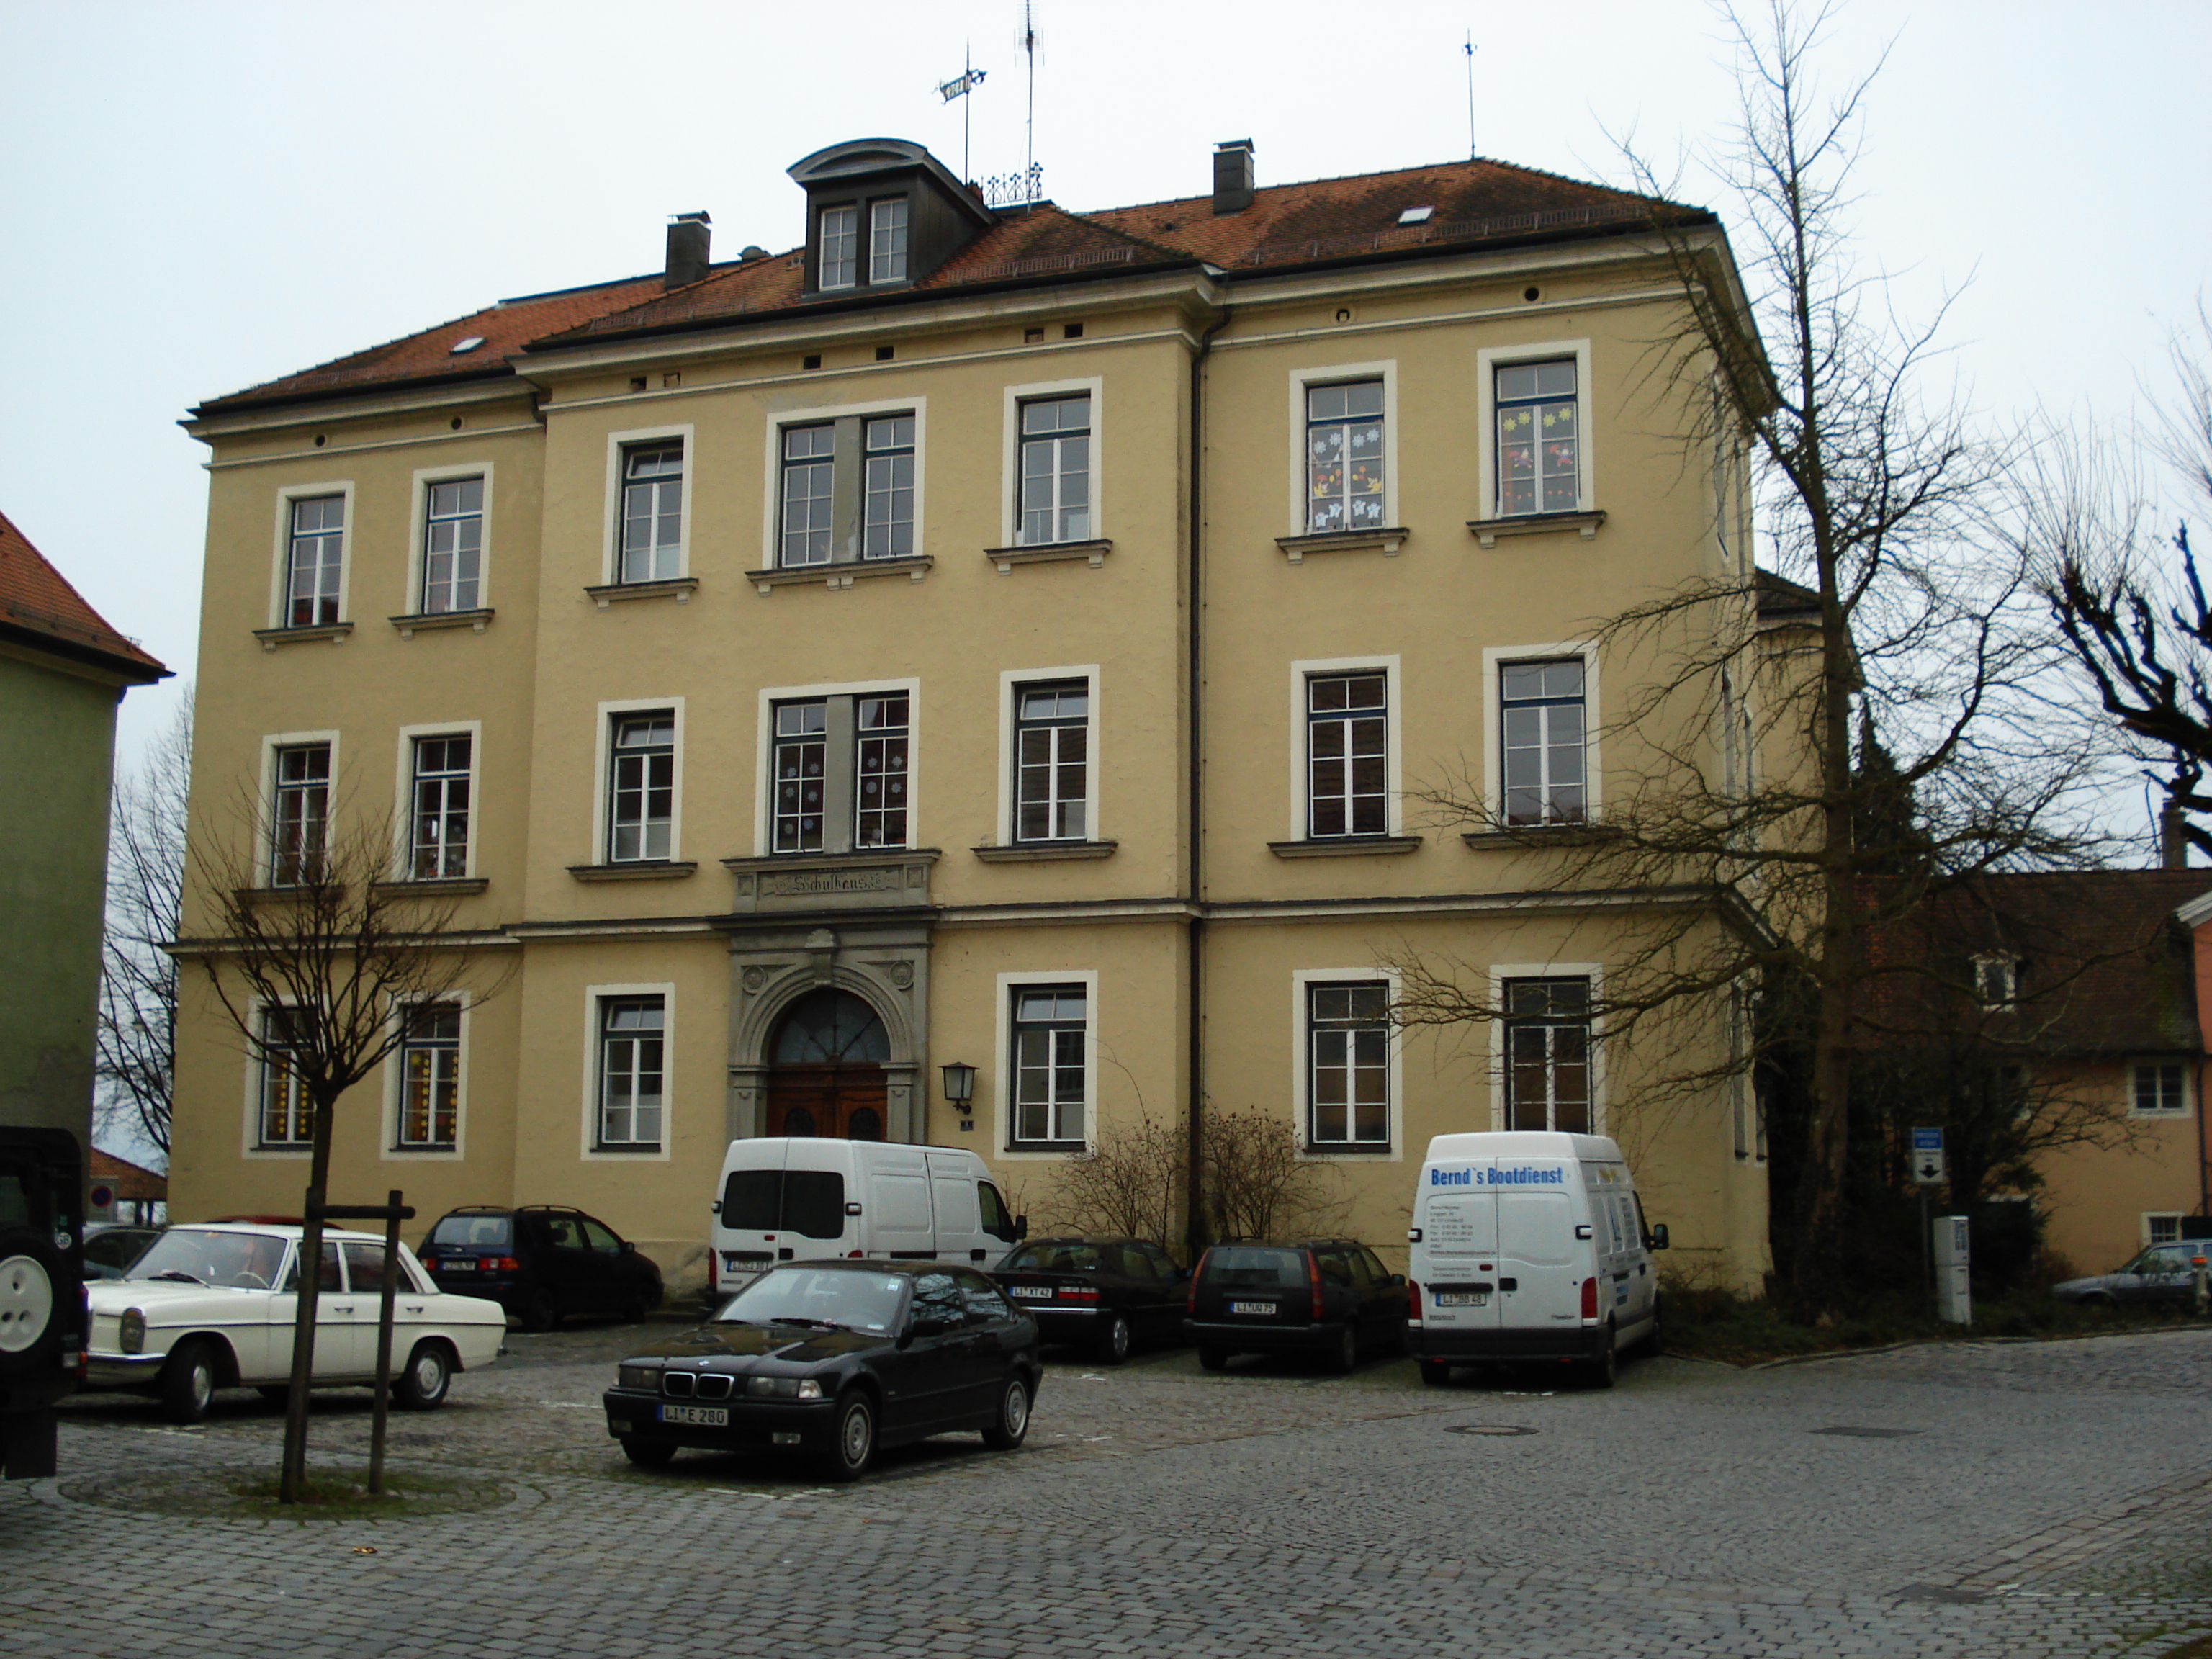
(991, 1236, 1188, 1363)
(1184, 1239, 1408, 1373)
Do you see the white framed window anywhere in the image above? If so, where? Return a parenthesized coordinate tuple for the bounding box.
(601, 425, 692, 585)
(398, 725, 477, 879)
(1975, 954, 2020, 1010)
(1001, 376, 1103, 548)
(994, 969, 1097, 1157)
(1476, 338, 1595, 518)
(262, 732, 337, 886)
(2131, 1060, 2191, 1116)
(583, 984, 673, 1158)
(2146, 1213, 2186, 1246)
(256, 1005, 313, 1150)
(1286, 361, 1396, 535)
(1005, 672, 1095, 843)
(762, 397, 927, 570)
(868, 197, 909, 283)
(755, 678, 919, 855)
(269, 481, 352, 629)
(1285, 656, 1401, 842)
(392, 1000, 464, 1153)
(1483, 643, 1599, 828)
(593, 698, 683, 866)
(1488, 963, 1605, 1133)
(409, 464, 491, 614)
(1297, 973, 1398, 1151)
(819, 204, 859, 289)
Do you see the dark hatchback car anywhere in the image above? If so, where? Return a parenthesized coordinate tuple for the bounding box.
(418, 1205, 662, 1329)
(1184, 1239, 1408, 1373)
(603, 1259, 1040, 1480)
(992, 1236, 1187, 1363)
(81, 1223, 162, 1281)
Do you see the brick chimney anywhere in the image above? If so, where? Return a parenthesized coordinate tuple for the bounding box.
(1212, 140, 1254, 215)
(665, 211, 711, 289)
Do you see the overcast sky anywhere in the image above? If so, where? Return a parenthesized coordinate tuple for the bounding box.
(4, 0, 2207, 797)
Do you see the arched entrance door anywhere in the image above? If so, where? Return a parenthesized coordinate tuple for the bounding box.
(766, 989, 889, 1139)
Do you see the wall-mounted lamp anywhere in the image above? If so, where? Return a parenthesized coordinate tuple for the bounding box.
(941, 1061, 976, 1132)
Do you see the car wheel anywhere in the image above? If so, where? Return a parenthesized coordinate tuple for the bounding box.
(161, 1339, 220, 1424)
(1092, 1313, 1132, 1365)
(620, 1438, 677, 1468)
(1197, 1346, 1229, 1372)
(1326, 1324, 1358, 1375)
(1585, 1327, 1618, 1390)
(1418, 1359, 1451, 1387)
(0, 1226, 66, 1382)
(981, 1373, 1032, 1450)
(521, 1287, 560, 1332)
(821, 1390, 878, 1482)
(395, 1341, 452, 1411)
(620, 1281, 661, 1323)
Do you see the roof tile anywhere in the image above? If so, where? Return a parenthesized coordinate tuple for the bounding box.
(0, 508, 168, 678)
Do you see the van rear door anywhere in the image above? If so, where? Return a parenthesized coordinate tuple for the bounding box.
(1495, 1161, 1581, 1328)
(1417, 1162, 1502, 1336)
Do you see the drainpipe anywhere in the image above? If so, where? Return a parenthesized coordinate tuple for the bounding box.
(1186, 278, 1231, 1260)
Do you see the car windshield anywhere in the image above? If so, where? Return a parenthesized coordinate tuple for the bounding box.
(1002, 1242, 1107, 1274)
(429, 1213, 513, 1249)
(1204, 1246, 1306, 1287)
(713, 1267, 905, 1334)
(127, 1227, 289, 1290)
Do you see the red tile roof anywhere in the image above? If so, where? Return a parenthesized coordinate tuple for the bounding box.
(0, 508, 168, 680)
(195, 154, 1694, 413)
(90, 1148, 168, 1198)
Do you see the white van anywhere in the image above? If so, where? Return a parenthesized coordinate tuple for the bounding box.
(1406, 1130, 1666, 1388)
(706, 1139, 1025, 1300)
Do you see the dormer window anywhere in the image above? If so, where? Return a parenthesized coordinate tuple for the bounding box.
(788, 139, 993, 298)
(820, 206, 859, 289)
(817, 197, 910, 292)
(870, 199, 909, 282)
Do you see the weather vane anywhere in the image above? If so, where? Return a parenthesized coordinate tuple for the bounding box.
(938, 45, 987, 184)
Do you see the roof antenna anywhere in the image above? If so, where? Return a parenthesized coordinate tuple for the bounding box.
(1464, 32, 1478, 159)
(1023, 0, 1038, 201)
(937, 43, 987, 184)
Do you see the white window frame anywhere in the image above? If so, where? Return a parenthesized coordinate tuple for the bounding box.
(391, 720, 480, 881)
(1000, 376, 1104, 548)
(758, 395, 929, 569)
(1291, 967, 1403, 1160)
(385, 991, 471, 1161)
(1482, 643, 1601, 826)
(2130, 1058, 2193, 1118)
(1285, 361, 1397, 536)
(601, 424, 694, 585)
(2146, 1213, 2187, 1246)
(1475, 338, 1596, 518)
(1974, 954, 2020, 1010)
(258, 729, 340, 888)
(1285, 655, 1401, 842)
(581, 982, 675, 1161)
(405, 461, 495, 615)
(593, 697, 685, 866)
(868, 197, 910, 284)
(997, 665, 1100, 845)
(752, 677, 920, 856)
(1486, 962, 1606, 1134)
(993, 968, 1098, 1159)
(238, 999, 313, 1159)
(268, 480, 354, 629)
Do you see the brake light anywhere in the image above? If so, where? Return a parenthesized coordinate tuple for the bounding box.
(1309, 1252, 1325, 1321)
(492, 1257, 521, 1274)
(1408, 1280, 1422, 1324)
(1059, 1285, 1100, 1303)
(1580, 1277, 1599, 1318)
(708, 1251, 719, 1293)
(1187, 1250, 1210, 1315)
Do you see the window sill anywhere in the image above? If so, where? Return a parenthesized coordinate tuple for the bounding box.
(983, 539, 1113, 573)
(1467, 510, 1606, 548)
(253, 1144, 312, 1155)
(390, 608, 495, 638)
(1302, 1143, 1398, 1156)
(1268, 836, 1423, 858)
(585, 577, 698, 608)
(567, 860, 698, 882)
(591, 1144, 665, 1155)
(391, 1145, 457, 1154)
(232, 884, 338, 903)
(1007, 1143, 1087, 1156)
(748, 555, 934, 594)
(253, 622, 354, 651)
(1460, 824, 1613, 850)
(370, 876, 490, 896)
(1275, 527, 1409, 563)
(971, 840, 1118, 863)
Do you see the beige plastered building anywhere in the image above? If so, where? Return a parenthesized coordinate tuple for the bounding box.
(168, 138, 1774, 1296)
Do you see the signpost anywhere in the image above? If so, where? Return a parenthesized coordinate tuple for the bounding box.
(1910, 1128, 1946, 1316)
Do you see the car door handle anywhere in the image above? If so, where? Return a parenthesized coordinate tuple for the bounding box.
(402, 1304, 423, 1315)
(332, 1304, 356, 1314)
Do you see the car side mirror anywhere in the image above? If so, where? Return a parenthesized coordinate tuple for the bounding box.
(1014, 1215, 1030, 1241)
(619, 1240, 635, 1254)
(709, 1200, 721, 1215)
(1388, 1273, 1406, 1287)
(1647, 1223, 1670, 1251)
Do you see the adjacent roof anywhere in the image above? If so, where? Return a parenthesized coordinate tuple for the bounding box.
(0, 508, 168, 682)
(90, 1148, 168, 1199)
(1858, 871, 2212, 1056)
(193, 153, 1698, 418)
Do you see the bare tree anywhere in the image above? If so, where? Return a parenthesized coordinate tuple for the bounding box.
(1042, 1110, 1185, 1244)
(1200, 1107, 1346, 1243)
(178, 786, 511, 1502)
(96, 690, 192, 1159)
(1391, 1, 2104, 1302)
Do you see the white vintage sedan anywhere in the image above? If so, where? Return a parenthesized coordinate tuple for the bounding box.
(84, 1222, 505, 1422)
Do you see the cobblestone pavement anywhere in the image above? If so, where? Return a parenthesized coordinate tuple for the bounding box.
(11, 1323, 2212, 1657)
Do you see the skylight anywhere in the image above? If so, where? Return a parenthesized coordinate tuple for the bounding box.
(1398, 206, 1434, 225)
(449, 336, 486, 354)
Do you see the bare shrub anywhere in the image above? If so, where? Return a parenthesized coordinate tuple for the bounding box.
(1201, 1106, 1346, 1242)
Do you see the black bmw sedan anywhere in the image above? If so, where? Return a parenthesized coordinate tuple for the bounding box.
(602, 1259, 1041, 1480)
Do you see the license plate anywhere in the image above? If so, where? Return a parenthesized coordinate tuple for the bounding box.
(726, 1254, 771, 1269)
(441, 1259, 476, 1270)
(1228, 1301, 1278, 1316)
(659, 1403, 728, 1427)
(1434, 1292, 1488, 1308)
(1008, 1286, 1054, 1300)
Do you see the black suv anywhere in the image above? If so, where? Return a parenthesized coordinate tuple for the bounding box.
(1184, 1238, 1407, 1374)
(1, 1127, 86, 1479)
(419, 1205, 662, 1330)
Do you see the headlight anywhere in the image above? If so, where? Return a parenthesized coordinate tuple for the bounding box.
(745, 1375, 824, 1400)
(120, 1308, 145, 1354)
(617, 1364, 662, 1391)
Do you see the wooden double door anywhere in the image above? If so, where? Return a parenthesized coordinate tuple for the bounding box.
(765, 1063, 886, 1140)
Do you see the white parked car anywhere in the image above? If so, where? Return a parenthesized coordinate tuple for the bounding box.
(84, 1222, 505, 1422)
